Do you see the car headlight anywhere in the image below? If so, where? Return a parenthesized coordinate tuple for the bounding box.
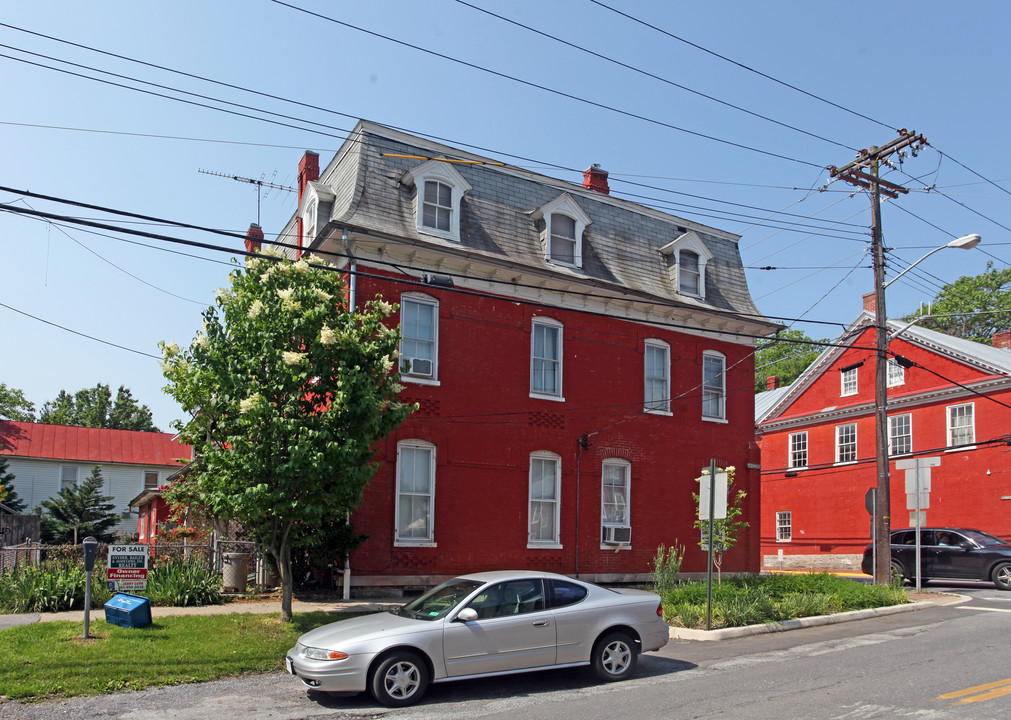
(303, 646, 349, 661)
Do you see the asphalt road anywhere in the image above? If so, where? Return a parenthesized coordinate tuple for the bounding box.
(2, 583, 1008, 720)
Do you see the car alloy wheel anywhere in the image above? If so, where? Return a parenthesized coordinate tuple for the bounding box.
(992, 562, 1011, 591)
(370, 652, 429, 707)
(591, 631, 638, 682)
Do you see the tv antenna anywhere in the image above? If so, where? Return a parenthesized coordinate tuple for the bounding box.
(198, 169, 295, 226)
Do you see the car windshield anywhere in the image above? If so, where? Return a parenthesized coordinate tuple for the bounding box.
(398, 578, 483, 621)
(962, 530, 1007, 547)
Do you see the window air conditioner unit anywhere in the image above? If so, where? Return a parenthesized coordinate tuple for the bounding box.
(602, 526, 631, 545)
(401, 357, 433, 377)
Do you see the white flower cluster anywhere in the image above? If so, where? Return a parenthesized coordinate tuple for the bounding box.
(283, 351, 306, 366)
(239, 393, 262, 414)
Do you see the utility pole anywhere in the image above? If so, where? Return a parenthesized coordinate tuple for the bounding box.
(829, 130, 925, 585)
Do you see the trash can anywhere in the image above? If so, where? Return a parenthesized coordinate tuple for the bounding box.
(222, 553, 249, 592)
(104, 593, 152, 628)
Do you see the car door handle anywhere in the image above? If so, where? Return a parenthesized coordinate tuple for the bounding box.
(532, 620, 550, 627)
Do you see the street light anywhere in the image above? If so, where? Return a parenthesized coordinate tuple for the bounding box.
(871, 233, 982, 584)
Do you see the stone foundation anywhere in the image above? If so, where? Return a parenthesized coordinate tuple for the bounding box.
(762, 554, 863, 572)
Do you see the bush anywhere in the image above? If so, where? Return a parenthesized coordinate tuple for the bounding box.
(650, 544, 685, 596)
(661, 573, 908, 629)
(0, 552, 222, 612)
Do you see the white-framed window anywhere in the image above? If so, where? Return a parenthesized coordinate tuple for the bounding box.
(644, 339, 670, 413)
(529, 452, 561, 546)
(678, 250, 701, 296)
(788, 432, 808, 469)
(601, 460, 630, 538)
(947, 403, 975, 448)
(836, 423, 857, 463)
(840, 367, 858, 396)
(888, 414, 912, 456)
(887, 358, 905, 387)
(531, 318, 563, 399)
(533, 193, 590, 269)
(144, 471, 159, 490)
(60, 466, 78, 491)
(402, 160, 471, 242)
(305, 198, 318, 242)
(396, 441, 436, 543)
(702, 351, 726, 420)
(659, 230, 713, 300)
(399, 294, 438, 381)
(776, 511, 792, 542)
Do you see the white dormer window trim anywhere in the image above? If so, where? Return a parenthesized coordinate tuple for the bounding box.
(299, 182, 333, 247)
(659, 230, 714, 300)
(531, 193, 591, 269)
(402, 160, 472, 242)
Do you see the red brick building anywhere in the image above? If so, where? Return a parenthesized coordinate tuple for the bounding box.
(267, 121, 777, 588)
(757, 300, 1011, 570)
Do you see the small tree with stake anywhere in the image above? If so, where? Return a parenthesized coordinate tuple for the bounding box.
(693, 465, 748, 584)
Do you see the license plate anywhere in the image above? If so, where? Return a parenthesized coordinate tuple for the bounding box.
(285, 656, 294, 675)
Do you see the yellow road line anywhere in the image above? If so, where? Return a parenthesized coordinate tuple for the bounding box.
(935, 678, 1011, 705)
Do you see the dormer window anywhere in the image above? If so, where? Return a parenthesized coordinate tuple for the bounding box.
(659, 230, 714, 300)
(305, 198, 318, 241)
(299, 182, 333, 249)
(679, 250, 701, 295)
(402, 160, 471, 242)
(532, 193, 591, 269)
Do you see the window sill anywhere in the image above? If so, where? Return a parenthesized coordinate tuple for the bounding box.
(530, 392, 566, 403)
(946, 445, 976, 452)
(644, 407, 673, 416)
(526, 543, 563, 550)
(402, 376, 441, 387)
(833, 461, 858, 467)
(394, 541, 437, 548)
(776, 539, 792, 543)
(702, 415, 728, 424)
(599, 544, 631, 551)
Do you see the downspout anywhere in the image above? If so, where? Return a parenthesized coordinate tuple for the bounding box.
(342, 228, 354, 600)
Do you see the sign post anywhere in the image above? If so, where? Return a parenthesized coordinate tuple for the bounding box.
(82, 537, 98, 638)
(896, 457, 940, 591)
(107, 544, 149, 593)
(698, 460, 727, 631)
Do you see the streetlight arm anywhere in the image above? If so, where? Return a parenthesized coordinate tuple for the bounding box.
(883, 234, 981, 289)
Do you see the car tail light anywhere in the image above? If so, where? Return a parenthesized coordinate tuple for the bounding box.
(656, 602, 663, 617)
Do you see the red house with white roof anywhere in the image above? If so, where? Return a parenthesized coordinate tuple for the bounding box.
(757, 296, 1011, 570)
(0, 421, 190, 538)
(262, 121, 778, 589)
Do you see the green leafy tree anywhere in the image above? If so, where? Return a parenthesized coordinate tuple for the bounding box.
(39, 466, 120, 544)
(160, 251, 414, 621)
(39, 384, 160, 432)
(0, 383, 36, 422)
(906, 262, 1011, 343)
(693, 466, 749, 583)
(754, 330, 826, 392)
(0, 455, 27, 513)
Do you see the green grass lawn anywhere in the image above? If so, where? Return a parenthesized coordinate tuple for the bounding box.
(0, 611, 343, 702)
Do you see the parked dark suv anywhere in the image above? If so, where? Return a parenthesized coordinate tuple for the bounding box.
(861, 527, 1011, 590)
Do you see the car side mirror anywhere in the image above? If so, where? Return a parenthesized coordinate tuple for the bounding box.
(455, 608, 478, 623)
(959, 541, 973, 551)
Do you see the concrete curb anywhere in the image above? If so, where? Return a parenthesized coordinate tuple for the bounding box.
(669, 595, 969, 641)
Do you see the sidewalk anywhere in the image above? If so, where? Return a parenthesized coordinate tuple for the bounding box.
(0, 597, 395, 630)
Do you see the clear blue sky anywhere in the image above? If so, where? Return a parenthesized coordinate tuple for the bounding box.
(2, 0, 1008, 431)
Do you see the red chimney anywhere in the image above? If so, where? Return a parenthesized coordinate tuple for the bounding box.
(296, 151, 320, 257)
(993, 329, 1011, 351)
(582, 164, 609, 194)
(862, 292, 877, 315)
(766, 376, 781, 391)
(244, 223, 264, 254)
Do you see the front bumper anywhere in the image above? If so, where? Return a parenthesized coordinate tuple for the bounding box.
(285, 645, 374, 693)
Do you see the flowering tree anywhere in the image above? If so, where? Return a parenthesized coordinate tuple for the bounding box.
(693, 465, 748, 583)
(161, 251, 413, 620)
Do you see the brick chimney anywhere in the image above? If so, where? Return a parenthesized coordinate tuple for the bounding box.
(862, 292, 877, 315)
(244, 223, 264, 254)
(296, 151, 320, 256)
(993, 329, 1011, 351)
(582, 164, 609, 194)
(766, 376, 781, 391)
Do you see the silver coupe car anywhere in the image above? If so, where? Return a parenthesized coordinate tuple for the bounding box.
(285, 570, 670, 707)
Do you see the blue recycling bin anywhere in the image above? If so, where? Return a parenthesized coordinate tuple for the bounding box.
(104, 593, 152, 628)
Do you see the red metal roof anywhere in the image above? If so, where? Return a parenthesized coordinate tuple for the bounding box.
(0, 422, 190, 467)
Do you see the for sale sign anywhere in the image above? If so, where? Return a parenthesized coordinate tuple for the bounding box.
(107, 544, 149, 592)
